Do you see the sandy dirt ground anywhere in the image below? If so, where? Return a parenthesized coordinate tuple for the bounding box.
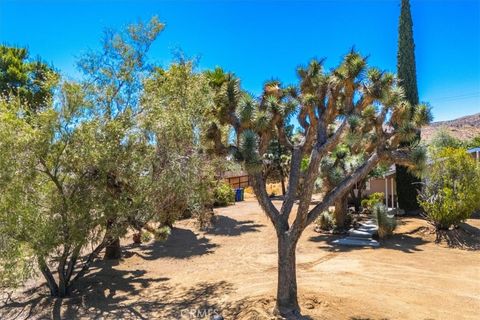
(1, 198, 479, 320)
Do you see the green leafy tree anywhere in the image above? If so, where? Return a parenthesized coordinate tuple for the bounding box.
(418, 148, 480, 230)
(396, 0, 422, 211)
(76, 16, 164, 259)
(0, 82, 159, 297)
(0, 86, 126, 296)
(206, 51, 430, 316)
(141, 59, 222, 230)
(0, 46, 58, 112)
(0, 18, 164, 296)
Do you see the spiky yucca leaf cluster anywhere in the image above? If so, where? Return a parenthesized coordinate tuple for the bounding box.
(240, 130, 262, 172)
(205, 50, 431, 182)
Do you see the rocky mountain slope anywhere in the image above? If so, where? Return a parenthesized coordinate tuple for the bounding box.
(421, 113, 480, 142)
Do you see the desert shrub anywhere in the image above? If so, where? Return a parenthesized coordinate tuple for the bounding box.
(429, 129, 463, 149)
(361, 192, 385, 212)
(244, 186, 254, 194)
(141, 231, 153, 243)
(154, 226, 171, 241)
(213, 182, 235, 207)
(418, 148, 480, 230)
(142, 61, 229, 229)
(316, 211, 334, 231)
(194, 208, 215, 230)
(372, 203, 397, 238)
(343, 212, 353, 229)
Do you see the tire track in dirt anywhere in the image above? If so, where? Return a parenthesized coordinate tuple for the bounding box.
(297, 252, 339, 271)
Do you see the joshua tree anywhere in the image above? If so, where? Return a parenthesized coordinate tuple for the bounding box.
(206, 51, 429, 317)
(263, 125, 294, 195)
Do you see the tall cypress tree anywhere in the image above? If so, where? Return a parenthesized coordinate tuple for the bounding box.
(396, 0, 420, 211)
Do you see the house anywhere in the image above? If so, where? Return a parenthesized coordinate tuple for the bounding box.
(361, 146, 480, 210)
(468, 147, 480, 162)
(362, 165, 398, 209)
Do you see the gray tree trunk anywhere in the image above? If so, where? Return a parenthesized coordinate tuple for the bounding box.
(274, 234, 300, 317)
(104, 219, 121, 260)
(57, 257, 68, 297)
(104, 237, 121, 260)
(334, 194, 348, 229)
(38, 257, 59, 297)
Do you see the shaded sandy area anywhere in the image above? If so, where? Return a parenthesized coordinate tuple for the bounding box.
(1, 198, 479, 319)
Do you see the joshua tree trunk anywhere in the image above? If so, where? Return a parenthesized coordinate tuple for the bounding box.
(280, 174, 286, 196)
(334, 194, 348, 229)
(275, 234, 300, 316)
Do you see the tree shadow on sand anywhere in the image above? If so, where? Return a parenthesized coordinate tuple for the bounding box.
(206, 215, 264, 236)
(63, 270, 234, 320)
(59, 259, 171, 319)
(435, 223, 480, 250)
(125, 227, 218, 260)
(0, 260, 171, 320)
(0, 286, 51, 320)
(308, 233, 428, 253)
(2, 259, 236, 320)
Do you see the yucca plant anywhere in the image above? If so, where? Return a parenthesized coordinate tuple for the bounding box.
(315, 211, 334, 231)
(372, 203, 397, 238)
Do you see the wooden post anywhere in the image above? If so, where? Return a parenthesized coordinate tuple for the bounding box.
(396, 175, 399, 209)
(384, 177, 388, 206)
(390, 177, 394, 210)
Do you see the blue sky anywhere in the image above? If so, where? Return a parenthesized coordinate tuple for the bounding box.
(1, 0, 479, 121)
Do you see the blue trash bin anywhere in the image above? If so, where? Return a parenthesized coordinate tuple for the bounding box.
(235, 188, 241, 202)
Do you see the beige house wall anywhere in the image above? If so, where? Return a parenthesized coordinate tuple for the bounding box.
(363, 173, 397, 208)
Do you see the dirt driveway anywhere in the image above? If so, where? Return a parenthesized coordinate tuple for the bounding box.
(2, 198, 479, 319)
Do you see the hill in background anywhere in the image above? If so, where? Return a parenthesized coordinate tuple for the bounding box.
(421, 113, 480, 143)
